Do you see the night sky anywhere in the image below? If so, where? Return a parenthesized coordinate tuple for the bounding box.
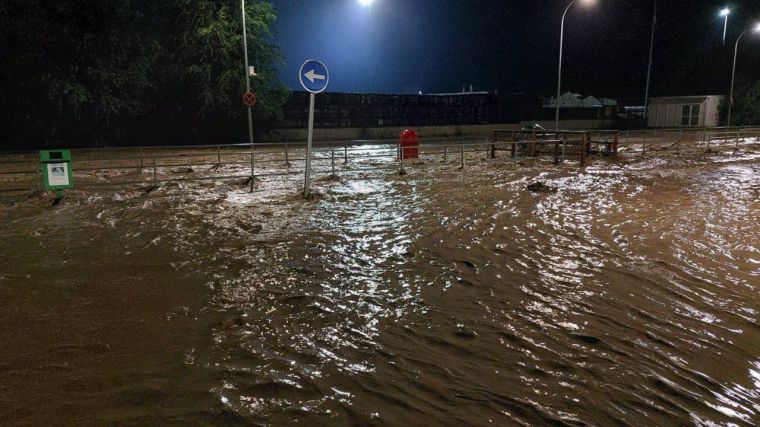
(270, 0, 760, 99)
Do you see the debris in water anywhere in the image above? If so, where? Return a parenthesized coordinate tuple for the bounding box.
(526, 181, 557, 193)
(237, 222, 263, 234)
(454, 324, 479, 339)
(316, 174, 343, 183)
(295, 191, 323, 202)
(239, 177, 256, 188)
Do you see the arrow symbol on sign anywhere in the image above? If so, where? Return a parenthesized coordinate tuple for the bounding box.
(304, 69, 326, 83)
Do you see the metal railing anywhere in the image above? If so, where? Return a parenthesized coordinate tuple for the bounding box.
(1, 126, 759, 198)
(614, 127, 760, 156)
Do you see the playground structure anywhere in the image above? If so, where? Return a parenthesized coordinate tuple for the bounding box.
(491, 129, 620, 167)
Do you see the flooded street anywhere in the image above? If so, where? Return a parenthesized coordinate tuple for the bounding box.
(1, 152, 759, 425)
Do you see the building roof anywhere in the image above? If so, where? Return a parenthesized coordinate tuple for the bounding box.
(649, 96, 724, 104)
(544, 92, 618, 108)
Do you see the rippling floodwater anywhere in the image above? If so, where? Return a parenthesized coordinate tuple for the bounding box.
(1, 152, 759, 425)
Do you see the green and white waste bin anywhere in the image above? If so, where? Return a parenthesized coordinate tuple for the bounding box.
(40, 150, 74, 192)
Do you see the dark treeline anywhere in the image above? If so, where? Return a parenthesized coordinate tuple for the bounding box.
(726, 80, 760, 126)
(0, 0, 287, 149)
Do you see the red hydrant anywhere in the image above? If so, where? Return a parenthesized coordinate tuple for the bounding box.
(399, 129, 419, 160)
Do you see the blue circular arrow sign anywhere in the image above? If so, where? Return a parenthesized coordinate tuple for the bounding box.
(299, 60, 330, 94)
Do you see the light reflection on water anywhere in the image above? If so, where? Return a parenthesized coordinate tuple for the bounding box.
(202, 175, 434, 421)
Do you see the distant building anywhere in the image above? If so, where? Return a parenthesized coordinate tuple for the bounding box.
(621, 105, 646, 119)
(542, 92, 618, 120)
(647, 96, 724, 128)
(544, 92, 618, 108)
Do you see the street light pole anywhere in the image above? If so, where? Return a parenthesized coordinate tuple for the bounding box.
(555, 0, 596, 130)
(728, 29, 749, 127)
(644, 0, 657, 119)
(721, 8, 731, 46)
(241, 0, 254, 145)
(555, 0, 577, 131)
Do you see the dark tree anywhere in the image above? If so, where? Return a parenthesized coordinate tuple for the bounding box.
(0, 0, 287, 149)
(722, 80, 760, 126)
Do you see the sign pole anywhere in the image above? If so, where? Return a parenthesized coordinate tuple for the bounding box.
(298, 59, 329, 199)
(246, 106, 254, 145)
(304, 92, 316, 198)
(240, 0, 254, 145)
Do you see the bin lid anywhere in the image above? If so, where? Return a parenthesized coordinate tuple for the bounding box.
(40, 150, 72, 162)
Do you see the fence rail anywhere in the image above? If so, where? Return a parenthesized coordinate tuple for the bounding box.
(2, 126, 759, 197)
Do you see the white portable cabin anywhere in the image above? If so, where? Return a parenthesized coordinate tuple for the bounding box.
(647, 96, 724, 128)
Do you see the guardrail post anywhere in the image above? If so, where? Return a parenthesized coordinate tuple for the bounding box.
(250, 145, 255, 192)
(512, 144, 518, 166)
(642, 133, 647, 156)
(562, 131, 567, 162)
(580, 133, 588, 167)
(34, 163, 41, 193)
(331, 149, 335, 175)
(460, 144, 465, 169)
(735, 130, 740, 151)
(139, 148, 144, 175)
(152, 157, 158, 186)
(344, 144, 348, 163)
(613, 131, 619, 158)
(284, 143, 289, 167)
(444, 144, 448, 161)
(216, 146, 221, 166)
(677, 130, 682, 156)
(490, 137, 496, 159)
(531, 129, 537, 159)
(398, 142, 405, 175)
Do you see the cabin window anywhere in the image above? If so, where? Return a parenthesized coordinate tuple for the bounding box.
(681, 104, 700, 127)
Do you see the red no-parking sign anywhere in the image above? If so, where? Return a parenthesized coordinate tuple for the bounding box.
(242, 92, 256, 108)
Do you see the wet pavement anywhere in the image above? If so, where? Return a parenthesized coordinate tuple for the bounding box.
(1, 150, 759, 425)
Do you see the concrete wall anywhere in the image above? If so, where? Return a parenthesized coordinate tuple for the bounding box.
(649, 104, 677, 128)
(703, 96, 723, 127)
(260, 120, 609, 142)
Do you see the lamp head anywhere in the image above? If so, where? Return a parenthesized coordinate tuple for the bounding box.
(358, 0, 375, 7)
(720, 8, 731, 17)
(580, 0, 597, 6)
(754, 22, 760, 33)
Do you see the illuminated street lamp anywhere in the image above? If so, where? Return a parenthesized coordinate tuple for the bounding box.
(727, 23, 760, 127)
(720, 8, 731, 46)
(555, 0, 597, 130)
(356, 0, 377, 90)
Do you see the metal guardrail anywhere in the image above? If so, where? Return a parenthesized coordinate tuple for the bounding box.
(1, 127, 759, 198)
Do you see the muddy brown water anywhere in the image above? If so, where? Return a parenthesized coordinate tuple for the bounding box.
(1, 151, 759, 425)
